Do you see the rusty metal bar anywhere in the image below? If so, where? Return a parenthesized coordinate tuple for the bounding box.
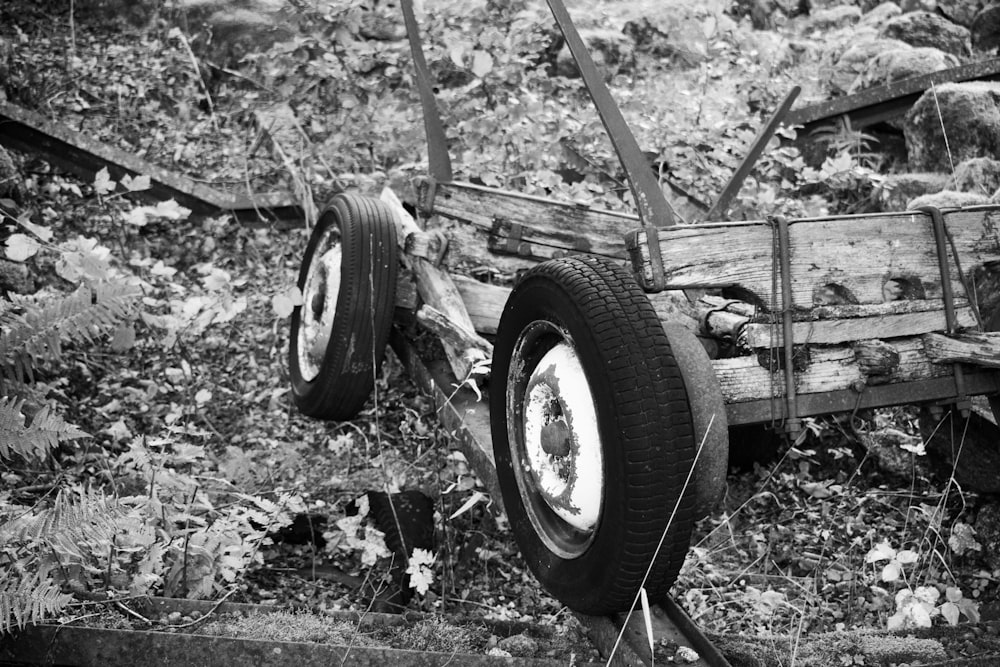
(400, 0, 453, 183)
(0, 101, 302, 226)
(725, 371, 1000, 426)
(773, 215, 802, 438)
(924, 205, 972, 414)
(544, 0, 676, 229)
(784, 58, 1000, 134)
(702, 86, 799, 222)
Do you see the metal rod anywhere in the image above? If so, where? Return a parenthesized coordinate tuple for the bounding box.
(703, 86, 800, 222)
(544, 0, 676, 228)
(923, 205, 971, 414)
(400, 0, 453, 183)
(774, 215, 802, 437)
(661, 597, 733, 667)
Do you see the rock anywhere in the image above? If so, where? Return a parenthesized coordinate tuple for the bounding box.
(937, 0, 986, 28)
(497, 634, 539, 657)
(178, 0, 294, 66)
(858, 1, 903, 29)
(905, 82, 1000, 171)
(824, 37, 911, 94)
(974, 501, 1000, 570)
(899, 0, 936, 12)
(920, 409, 1000, 494)
(880, 10, 972, 56)
(878, 172, 949, 211)
(971, 5, 1000, 51)
(0, 145, 22, 204)
(555, 28, 635, 79)
(805, 5, 862, 32)
(849, 46, 960, 93)
(947, 156, 1000, 194)
(740, 0, 805, 30)
(0, 260, 32, 295)
(907, 189, 992, 208)
(860, 429, 932, 480)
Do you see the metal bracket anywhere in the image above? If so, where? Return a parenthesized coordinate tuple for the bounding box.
(416, 177, 438, 216)
(488, 217, 529, 257)
(703, 86, 800, 222)
(544, 0, 676, 230)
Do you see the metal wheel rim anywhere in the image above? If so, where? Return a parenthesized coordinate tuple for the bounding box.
(297, 227, 343, 381)
(507, 321, 603, 559)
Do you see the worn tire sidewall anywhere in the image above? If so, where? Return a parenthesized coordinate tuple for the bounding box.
(492, 264, 689, 612)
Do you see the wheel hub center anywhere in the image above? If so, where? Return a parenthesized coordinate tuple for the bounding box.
(522, 342, 603, 533)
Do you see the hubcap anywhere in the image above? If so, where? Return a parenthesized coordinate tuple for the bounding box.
(509, 323, 603, 558)
(297, 227, 342, 381)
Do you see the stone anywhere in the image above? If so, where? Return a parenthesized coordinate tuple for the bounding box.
(937, 0, 987, 28)
(880, 10, 972, 56)
(920, 409, 1000, 494)
(0, 260, 31, 295)
(905, 82, 1000, 171)
(0, 145, 22, 204)
(974, 501, 1000, 570)
(849, 46, 960, 93)
(824, 37, 911, 94)
(971, 5, 1000, 51)
(555, 28, 635, 79)
(497, 634, 539, 657)
(947, 157, 1000, 195)
(805, 5, 863, 32)
(878, 172, 949, 211)
(858, 1, 903, 29)
(907, 189, 992, 208)
(178, 0, 295, 66)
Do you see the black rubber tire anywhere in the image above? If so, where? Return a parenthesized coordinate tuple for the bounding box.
(490, 255, 697, 615)
(289, 193, 398, 421)
(661, 322, 730, 520)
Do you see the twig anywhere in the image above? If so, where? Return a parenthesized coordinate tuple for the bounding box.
(170, 588, 237, 629)
(115, 600, 151, 625)
(175, 31, 219, 132)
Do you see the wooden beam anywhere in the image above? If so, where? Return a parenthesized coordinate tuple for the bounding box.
(382, 188, 491, 381)
(713, 336, 950, 403)
(629, 208, 1000, 307)
(426, 181, 637, 260)
(744, 305, 977, 347)
(924, 331, 1000, 368)
(0, 100, 301, 226)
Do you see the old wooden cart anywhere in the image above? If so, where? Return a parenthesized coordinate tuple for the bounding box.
(287, 0, 1000, 629)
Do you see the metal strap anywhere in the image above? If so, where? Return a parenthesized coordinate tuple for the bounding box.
(772, 215, 802, 438)
(703, 86, 800, 222)
(544, 0, 676, 230)
(922, 205, 971, 414)
(400, 0, 453, 183)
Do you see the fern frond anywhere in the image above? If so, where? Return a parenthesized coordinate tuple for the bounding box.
(0, 572, 73, 634)
(0, 281, 142, 383)
(0, 397, 88, 462)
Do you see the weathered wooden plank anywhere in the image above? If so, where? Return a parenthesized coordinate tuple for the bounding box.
(714, 337, 951, 403)
(629, 209, 1000, 307)
(744, 306, 977, 347)
(924, 331, 1000, 368)
(416, 305, 493, 360)
(426, 181, 636, 260)
(0, 100, 302, 225)
(452, 275, 509, 335)
(383, 188, 491, 381)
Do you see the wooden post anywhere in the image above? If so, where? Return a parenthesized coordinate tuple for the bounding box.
(380, 187, 493, 384)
